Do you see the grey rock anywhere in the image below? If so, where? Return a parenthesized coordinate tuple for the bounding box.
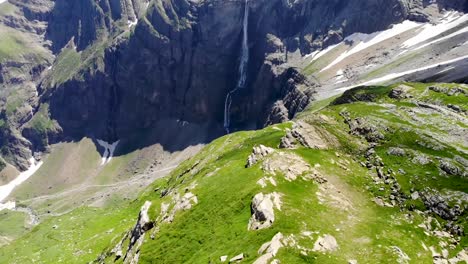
(387, 147, 406, 157)
(439, 160, 463, 176)
(421, 193, 464, 221)
(279, 121, 331, 149)
(246, 145, 275, 168)
(230, 253, 244, 262)
(389, 85, 413, 99)
(248, 192, 282, 230)
(412, 155, 431, 165)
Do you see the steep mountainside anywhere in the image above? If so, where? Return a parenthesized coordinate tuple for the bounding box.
(0, 0, 467, 262)
(1, 0, 468, 170)
(0, 82, 467, 263)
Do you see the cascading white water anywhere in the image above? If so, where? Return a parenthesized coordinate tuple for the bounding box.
(223, 0, 250, 134)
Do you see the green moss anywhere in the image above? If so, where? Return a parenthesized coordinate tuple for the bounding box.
(0, 31, 26, 62)
(0, 2, 17, 17)
(26, 104, 55, 133)
(48, 47, 82, 86)
(0, 211, 29, 239)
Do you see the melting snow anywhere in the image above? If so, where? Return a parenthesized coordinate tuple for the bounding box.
(414, 26, 468, 51)
(335, 69, 346, 82)
(321, 20, 420, 72)
(128, 19, 138, 28)
(336, 54, 468, 92)
(97, 140, 120, 165)
(403, 12, 468, 49)
(0, 201, 15, 211)
(0, 158, 43, 203)
(305, 43, 339, 62)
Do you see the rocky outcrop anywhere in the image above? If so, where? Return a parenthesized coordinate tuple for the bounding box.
(248, 192, 282, 231)
(312, 234, 338, 252)
(162, 192, 198, 223)
(262, 152, 312, 181)
(123, 201, 154, 263)
(341, 111, 385, 142)
(279, 121, 335, 149)
(421, 193, 464, 221)
(253, 233, 284, 264)
(439, 160, 466, 177)
(4, 0, 467, 167)
(246, 145, 275, 168)
(229, 253, 245, 263)
(389, 85, 413, 99)
(38, 0, 468, 145)
(387, 147, 406, 157)
(46, 0, 150, 52)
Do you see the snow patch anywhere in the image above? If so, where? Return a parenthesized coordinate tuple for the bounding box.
(305, 43, 339, 62)
(403, 11, 468, 49)
(335, 69, 345, 82)
(128, 19, 138, 28)
(97, 140, 120, 165)
(336, 54, 468, 92)
(0, 158, 43, 203)
(321, 20, 420, 72)
(0, 201, 15, 211)
(413, 26, 468, 51)
(0, 0, 7, 4)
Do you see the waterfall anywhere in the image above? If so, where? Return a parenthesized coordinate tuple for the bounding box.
(224, 0, 250, 134)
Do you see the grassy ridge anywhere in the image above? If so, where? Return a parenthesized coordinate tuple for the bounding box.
(0, 83, 467, 263)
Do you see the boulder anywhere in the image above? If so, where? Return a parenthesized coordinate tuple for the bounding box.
(229, 253, 244, 262)
(163, 192, 198, 223)
(246, 145, 275, 168)
(412, 155, 431, 165)
(439, 160, 463, 176)
(389, 85, 413, 99)
(387, 147, 406, 156)
(343, 115, 385, 142)
(124, 201, 154, 262)
(248, 193, 282, 230)
(421, 193, 464, 220)
(253, 233, 284, 264)
(279, 121, 331, 149)
(313, 234, 338, 252)
(262, 152, 311, 181)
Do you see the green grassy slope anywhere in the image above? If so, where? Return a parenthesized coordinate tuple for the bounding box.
(0, 83, 466, 263)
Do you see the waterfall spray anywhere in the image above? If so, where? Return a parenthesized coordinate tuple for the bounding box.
(223, 0, 250, 134)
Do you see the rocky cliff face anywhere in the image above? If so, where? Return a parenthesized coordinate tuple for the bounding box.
(45, 0, 316, 142)
(1, 0, 468, 169)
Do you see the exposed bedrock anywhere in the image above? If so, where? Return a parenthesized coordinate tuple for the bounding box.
(4, 0, 468, 166)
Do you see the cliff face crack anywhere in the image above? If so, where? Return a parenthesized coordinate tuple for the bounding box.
(108, 49, 122, 141)
(181, 19, 200, 122)
(224, 0, 250, 134)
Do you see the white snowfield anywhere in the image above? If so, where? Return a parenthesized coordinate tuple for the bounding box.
(308, 11, 468, 73)
(320, 20, 421, 72)
(0, 158, 43, 203)
(0, 201, 15, 211)
(97, 139, 120, 165)
(336, 54, 468, 92)
(128, 19, 138, 28)
(403, 12, 468, 49)
(0, 0, 7, 4)
(301, 10, 468, 99)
